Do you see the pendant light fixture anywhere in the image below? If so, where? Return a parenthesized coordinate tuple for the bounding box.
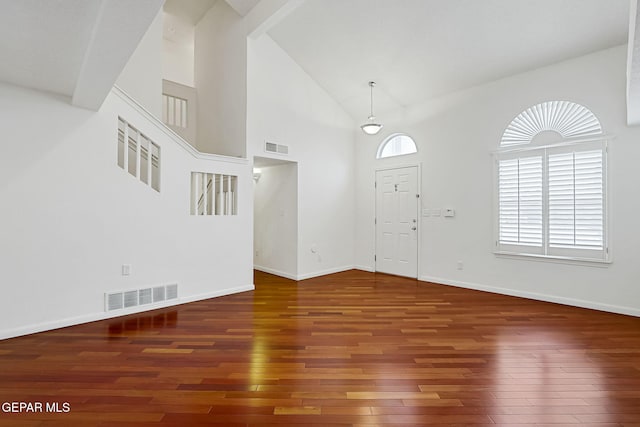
(360, 81, 383, 135)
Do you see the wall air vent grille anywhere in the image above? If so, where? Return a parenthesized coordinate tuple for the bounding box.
(153, 286, 165, 303)
(166, 283, 178, 300)
(105, 284, 178, 312)
(139, 288, 152, 305)
(265, 141, 289, 155)
(107, 293, 123, 311)
(123, 290, 138, 308)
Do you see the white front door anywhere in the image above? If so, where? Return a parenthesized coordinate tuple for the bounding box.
(375, 166, 419, 278)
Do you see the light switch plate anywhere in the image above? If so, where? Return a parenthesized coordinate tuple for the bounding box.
(122, 264, 131, 276)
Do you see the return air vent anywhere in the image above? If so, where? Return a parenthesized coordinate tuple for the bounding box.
(107, 293, 123, 311)
(124, 290, 138, 308)
(166, 283, 178, 300)
(265, 141, 289, 155)
(153, 286, 165, 303)
(105, 283, 178, 312)
(139, 288, 152, 305)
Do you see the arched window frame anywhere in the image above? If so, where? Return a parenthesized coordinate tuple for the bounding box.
(376, 133, 418, 159)
(494, 101, 610, 263)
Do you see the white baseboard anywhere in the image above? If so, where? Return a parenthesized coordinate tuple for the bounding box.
(420, 275, 640, 318)
(0, 284, 255, 341)
(255, 265, 357, 281)
(297, 265, 355, 281)
(353, 265, 375, 273)
(178, 284, 255, 304)
(254, 265, 298, 280)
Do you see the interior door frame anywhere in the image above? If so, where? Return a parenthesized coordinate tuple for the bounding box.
(374, 163, 422, 279)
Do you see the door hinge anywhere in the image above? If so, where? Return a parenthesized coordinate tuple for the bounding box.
(374, 181, 377, 189)
(374, 254, 376, 262)
(416, 194, 420, 198)
(374, 218, 377, 225)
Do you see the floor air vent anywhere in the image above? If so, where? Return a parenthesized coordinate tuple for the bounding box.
(265, 141, 289, 155)
(105, 284, 178, 312)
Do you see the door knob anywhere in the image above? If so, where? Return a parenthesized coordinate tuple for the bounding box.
(411, 226, 417, 231)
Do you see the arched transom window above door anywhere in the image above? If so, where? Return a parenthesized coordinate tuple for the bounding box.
(376, 133, 418, 159)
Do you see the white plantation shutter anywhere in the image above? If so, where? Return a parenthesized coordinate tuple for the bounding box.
(518, 157, 543, 246)
(496, 140, 607, 261)
(498, 158, 519, 244)
(548, 152, 576, 247)
(548, 144, 605, 258)
(574, 150, 604, 248)
(498, 156, 542, 249)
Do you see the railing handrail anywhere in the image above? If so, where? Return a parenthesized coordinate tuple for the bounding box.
(112, 85, 248, 165)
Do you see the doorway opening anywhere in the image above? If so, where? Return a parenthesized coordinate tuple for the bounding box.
(253, 156, 298, 280)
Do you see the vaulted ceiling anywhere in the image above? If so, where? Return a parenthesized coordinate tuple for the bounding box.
(0, 0, 637, 122)
(0, 0, 163, 109)
(267, 0, 630, 121)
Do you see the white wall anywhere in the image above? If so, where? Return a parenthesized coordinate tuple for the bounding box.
(355, 45, 640, 316)
(247, 35, 356, 280)
(163, 38, 194, 87)
(194, 1, 246, 157)
(0, 82, 253, 339)
(116, 10, 163, 117)
(253, 162, 298, 279)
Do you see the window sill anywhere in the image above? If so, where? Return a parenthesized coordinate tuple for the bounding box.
(494, 251, 611, 268)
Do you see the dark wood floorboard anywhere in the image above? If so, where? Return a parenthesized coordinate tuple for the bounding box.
(1, 270, 640, 426)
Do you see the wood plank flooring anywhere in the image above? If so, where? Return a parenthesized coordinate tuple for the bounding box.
(1, 270, 640, 426)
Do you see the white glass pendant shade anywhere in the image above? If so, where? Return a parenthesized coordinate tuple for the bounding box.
(361, 120, 383, 135)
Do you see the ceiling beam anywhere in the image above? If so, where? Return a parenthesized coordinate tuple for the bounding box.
(244, 0, 305, 39)
(627, 0, 640, 125)
(72, 0, 163, 110)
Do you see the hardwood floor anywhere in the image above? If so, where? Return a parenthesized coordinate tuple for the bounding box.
(1, 270, 640, 426)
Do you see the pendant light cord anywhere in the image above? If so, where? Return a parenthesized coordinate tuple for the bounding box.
(369, 81, 375, 118)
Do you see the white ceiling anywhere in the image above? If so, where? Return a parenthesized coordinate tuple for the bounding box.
(268, 0, 630, 121)
(162, 0, 262, 45)
(0, 0, 631, 117)
(0, 0, 163, 109)
(163, 0, 218, 24)
(0, 0, 100, 96)
(254, 155, 296, 168)
(225, 0, 262, 17)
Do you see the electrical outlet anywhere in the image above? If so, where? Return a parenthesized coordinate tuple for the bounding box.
(456, 261, 463, 270)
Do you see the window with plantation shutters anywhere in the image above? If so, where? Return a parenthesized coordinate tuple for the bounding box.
(498, 156, 543, 249)
(495, 101, 609, 263)
(547, 144, 605, 257)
